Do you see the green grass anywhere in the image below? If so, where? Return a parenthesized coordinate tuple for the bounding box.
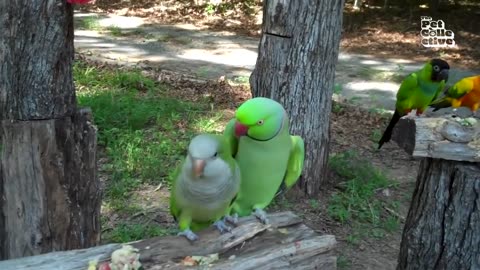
(370, 128, 382, 144)
(105, 223, 172, 243)
(337, 254, 351, 269)
(76, 16, 102, 30)
(106, 26, 123, 36)
(74, 61, 220, 211)
(327, 149, 400, 241)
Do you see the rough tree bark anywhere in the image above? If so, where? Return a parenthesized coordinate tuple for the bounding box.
(391, 116, 480, 269)
(0, 0, 100, 260)
(250, 0, 345, 195)
(397, 159, 480, 270)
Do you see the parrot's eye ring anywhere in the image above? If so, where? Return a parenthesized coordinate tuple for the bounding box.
(433, 65, 440, 72)
(257, 119, 264, 125)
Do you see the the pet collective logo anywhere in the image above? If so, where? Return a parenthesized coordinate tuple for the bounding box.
(420, 16, 455, 48)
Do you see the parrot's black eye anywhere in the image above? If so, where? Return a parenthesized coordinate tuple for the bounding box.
(213, 152, 218, 157)
(257, 119, 264, 126)
(433, 65, 440, 72)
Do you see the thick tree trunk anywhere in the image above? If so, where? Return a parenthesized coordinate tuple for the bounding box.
(0, 0, 100, 260)
(397, 158, 480, 270)
(250, 0, 344, 195)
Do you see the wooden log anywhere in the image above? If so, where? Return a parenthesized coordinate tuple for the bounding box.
(391, 115, 480, 162)
(0, 108, 100, 259)
(0, 211, 337, 270)
(397, 158, 480, 270)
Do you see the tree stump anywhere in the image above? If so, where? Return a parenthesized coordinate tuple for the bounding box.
(250, 0, 345, 195)
(0, 211, 338, 270)
(0, 0, 100, 259)
(391, 115, 480, 269)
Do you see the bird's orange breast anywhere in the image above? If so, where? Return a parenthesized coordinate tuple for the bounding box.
(458, 76, 480, 111)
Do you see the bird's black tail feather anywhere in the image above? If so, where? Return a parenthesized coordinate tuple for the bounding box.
(429, 98, 452, 112)
(378, 110, 401, 149)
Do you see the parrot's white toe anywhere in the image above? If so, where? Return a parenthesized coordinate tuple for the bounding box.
(178, 229, 199, 241)
(253, 208, 269, 224)
(224, 213, 239, 225)
(213, 220, 232, 233)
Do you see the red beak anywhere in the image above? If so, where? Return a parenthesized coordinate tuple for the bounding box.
(234, 122, 248, 137)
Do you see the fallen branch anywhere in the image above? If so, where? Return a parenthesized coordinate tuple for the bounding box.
(0, 211, 337, 270)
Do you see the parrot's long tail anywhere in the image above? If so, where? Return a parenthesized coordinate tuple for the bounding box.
(378, 110, 401, 149)
(429, 97, 452, 112)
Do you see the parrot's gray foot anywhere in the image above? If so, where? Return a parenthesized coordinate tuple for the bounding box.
(253, 208, 269, 224)
(177, 229, 199, 241)
(213, 220, 232, 234)
(224, 213, 239, 225)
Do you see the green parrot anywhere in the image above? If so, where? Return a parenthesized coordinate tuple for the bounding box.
(378, 58, 450, 149)
(224, 97, 305, 224)
(169, 134, 240, 241)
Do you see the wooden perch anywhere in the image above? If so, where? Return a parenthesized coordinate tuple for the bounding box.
(391, 115, 480, 162)
(0, 211, 337, 270)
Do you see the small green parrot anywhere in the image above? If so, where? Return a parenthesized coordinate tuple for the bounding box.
(378, 58, 450, 149)
(224, 97, 305, 224)
(170, 134, 241, 241)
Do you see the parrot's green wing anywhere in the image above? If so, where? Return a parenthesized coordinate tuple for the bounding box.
(395, 72, 419, 113)
(169, 162, 183, 221)
(283, 135, 305, 189)
(431, 80, 447, 102)
(223, 119, 239, 157)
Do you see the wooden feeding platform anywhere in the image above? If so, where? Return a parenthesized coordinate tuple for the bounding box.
(390, 114, 480, 270)
(0, 211, 337, 270)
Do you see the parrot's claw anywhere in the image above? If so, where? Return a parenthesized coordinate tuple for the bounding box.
(224, 213, 239, 225)
(213, 220, 232, 234)
(177, 229, 199, 241)
(253, 208, 269, 224)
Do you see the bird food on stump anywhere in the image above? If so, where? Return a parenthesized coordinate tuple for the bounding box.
(391, 115, 480, 270)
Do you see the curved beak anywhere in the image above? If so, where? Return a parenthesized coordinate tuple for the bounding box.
(234, 121, 249, 137)
(192, 158, 206, 178)
(438, 69, 449, 82)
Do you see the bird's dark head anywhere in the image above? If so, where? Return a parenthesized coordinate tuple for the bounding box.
(429, 58, 450, 82)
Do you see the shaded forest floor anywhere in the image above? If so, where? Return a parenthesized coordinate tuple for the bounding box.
(72, 1, 480, 269)
(78, 0, 480, 69)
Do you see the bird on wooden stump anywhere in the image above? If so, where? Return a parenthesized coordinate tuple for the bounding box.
(378, 58, 450, 149)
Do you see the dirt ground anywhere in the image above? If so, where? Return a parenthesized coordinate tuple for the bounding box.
(75, 1, 479, 269)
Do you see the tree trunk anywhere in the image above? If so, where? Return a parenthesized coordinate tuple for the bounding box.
(397, 158, 480, 270)
(250, 0, 345, 196)
(0, 0, 100, 260)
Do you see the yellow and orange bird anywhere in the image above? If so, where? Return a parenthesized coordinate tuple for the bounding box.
(430, 75, 480, 112)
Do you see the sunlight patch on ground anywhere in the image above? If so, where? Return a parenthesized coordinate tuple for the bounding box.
(360, 59, 383, 65)
(177, 48, 257, 68)
(345, 81, 399, 92)
(74, 30, 105, 38)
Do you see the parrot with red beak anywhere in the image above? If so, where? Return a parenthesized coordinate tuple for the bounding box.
(169, 134, 240, 241)
(224, 97, 304, 224)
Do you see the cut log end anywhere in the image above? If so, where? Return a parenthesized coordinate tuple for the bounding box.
(392, 114, 480, 162)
